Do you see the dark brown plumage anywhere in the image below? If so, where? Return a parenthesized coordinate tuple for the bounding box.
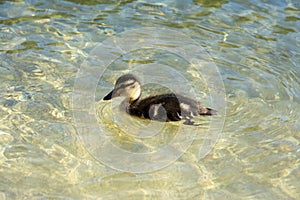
(103, 74, 216, 125)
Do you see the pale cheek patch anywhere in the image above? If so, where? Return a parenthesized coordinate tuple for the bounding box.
(130, 86, 141, 100)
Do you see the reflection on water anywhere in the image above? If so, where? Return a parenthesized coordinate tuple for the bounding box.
(0, 0, 299, 199)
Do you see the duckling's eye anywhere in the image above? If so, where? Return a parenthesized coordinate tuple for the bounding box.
(130, 85, 135, 89)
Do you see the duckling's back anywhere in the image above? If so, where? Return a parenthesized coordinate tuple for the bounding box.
(128, 93, 216, 123)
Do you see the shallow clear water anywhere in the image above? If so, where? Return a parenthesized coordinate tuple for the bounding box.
(0, 0, 299, 199)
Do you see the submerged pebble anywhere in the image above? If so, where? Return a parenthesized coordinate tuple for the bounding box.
(12, 85, 24, 91)
(19, 92, 32, 101)
(31, 68, 44, 76)
(3, 99, 18, 107)
(3, 92, 32, 101)
(23, 64, 44, 76)
(97, 26, 116, 36)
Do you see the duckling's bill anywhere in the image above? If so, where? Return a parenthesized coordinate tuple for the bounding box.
(103, 90, 114, 100)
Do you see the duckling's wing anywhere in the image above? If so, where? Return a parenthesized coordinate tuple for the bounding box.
(175, 94, 217, 116)
(135, 93, 201, 121)
(130, 93, 216, 123)
(151, 94, 216, 118)
(130, 93, 182, 121)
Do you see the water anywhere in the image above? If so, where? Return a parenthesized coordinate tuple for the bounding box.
(0, 0, 299, 199)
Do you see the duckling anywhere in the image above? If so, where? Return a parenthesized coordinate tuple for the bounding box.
(103, 74, 216, 125)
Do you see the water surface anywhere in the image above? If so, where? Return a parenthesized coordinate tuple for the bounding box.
(0, 0, 299, 199)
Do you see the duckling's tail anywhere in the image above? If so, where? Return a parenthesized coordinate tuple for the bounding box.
(199, 107, 217, 115)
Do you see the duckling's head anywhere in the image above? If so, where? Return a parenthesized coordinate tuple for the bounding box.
(103, 74, 141, 102)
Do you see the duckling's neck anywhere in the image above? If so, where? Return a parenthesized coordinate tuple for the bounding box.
(129, 98, 139, 104)
(129, 94, 141, 104)
(122, 97, 139, 113)
(129, 86, 141, 103)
